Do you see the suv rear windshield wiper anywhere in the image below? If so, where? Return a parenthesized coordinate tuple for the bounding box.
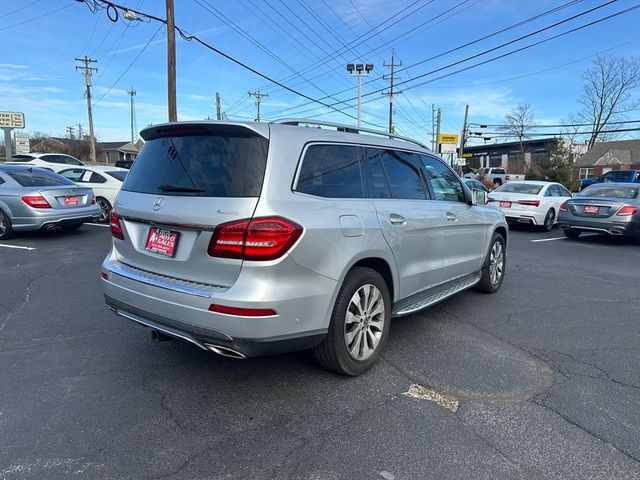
(158, 184, 206, 193)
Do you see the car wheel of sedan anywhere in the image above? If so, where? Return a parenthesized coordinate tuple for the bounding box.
(563, 229, 580, 239)
(96, 197, 112, 224)
(0, 209, 14, 240)
(474, 232, 506, 293)
(542, 209, 555, 232)
(314, 267, 391, 376)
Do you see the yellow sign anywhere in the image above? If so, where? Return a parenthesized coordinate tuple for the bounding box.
(438, 133, 458, 144)
(462, 152, 473, 158)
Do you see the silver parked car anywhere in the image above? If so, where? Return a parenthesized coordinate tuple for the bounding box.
(101, 120, 508, 375)
(0, 165, 100, 239)
(558, 182, 640, 239)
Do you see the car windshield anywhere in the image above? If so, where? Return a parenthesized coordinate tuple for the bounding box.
(494, 183, 543, 195)
(8, 155, 34, 162)
(577, 185, 639, 199)
(5, 169, 76, 187)
(106, 171, 127, 182)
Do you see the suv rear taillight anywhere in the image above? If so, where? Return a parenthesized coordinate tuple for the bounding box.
(560, 201, 568, 212)
(21, 195, 51, 208)
(208, 217, 303, 261)
(617, 205, 638, 216)
(110, 211, 125, 240)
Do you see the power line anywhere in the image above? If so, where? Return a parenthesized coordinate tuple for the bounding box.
(0, 0, 41, 20)
(78, 0, 384, 128)
(472, 119, 640, 128)
(0, 2, 73, 30)
(92, 24, 163, 106)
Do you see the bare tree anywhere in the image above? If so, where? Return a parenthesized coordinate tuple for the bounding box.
(499, 103, 534, 171)
(574, 55, 640, 148)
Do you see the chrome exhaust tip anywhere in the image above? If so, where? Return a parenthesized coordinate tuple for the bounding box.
(609, 229, 623, 236)
(204, 343, 246, 359)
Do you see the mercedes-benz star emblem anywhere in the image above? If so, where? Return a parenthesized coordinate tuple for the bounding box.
(152, 197, 164, 211)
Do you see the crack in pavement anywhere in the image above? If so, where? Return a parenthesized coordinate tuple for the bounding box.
(538, 348, 640, 392)
(535, 400, 640, 465)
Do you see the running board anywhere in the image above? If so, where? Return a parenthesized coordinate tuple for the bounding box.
(393, 273, 481, 317)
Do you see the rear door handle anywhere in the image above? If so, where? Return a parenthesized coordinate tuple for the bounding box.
(446, 212, 458, 222)
(389, 213, 406, 225)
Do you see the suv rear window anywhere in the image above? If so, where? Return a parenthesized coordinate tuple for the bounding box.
(6, 169, 75, 187)
(8, 155, 35, 162)
(122, 133, 268, 197)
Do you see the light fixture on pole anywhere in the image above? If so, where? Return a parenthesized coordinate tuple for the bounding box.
(347, 63, 373, 128)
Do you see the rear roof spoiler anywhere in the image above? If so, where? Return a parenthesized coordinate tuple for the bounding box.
(140, 121, 269, 141)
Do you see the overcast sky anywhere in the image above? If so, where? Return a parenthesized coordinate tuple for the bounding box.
(1, 0, 640, 144)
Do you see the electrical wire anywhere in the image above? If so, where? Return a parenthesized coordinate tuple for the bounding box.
(92, 24, 163, 107)
(0, 0, 41, 20)
(0, 2, 74, 30)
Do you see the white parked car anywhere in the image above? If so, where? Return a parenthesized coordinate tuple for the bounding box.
(58, 166, 128, 223)
(7, 153, 85, 172)
(488, 181, 572, 231)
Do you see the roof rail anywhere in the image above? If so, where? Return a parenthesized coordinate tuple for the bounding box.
(273, 118, 430, 150)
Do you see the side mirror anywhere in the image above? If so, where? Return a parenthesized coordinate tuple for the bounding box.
(472, 188, 488, 206)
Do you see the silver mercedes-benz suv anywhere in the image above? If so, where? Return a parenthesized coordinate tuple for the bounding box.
(101, 119, 507, 375)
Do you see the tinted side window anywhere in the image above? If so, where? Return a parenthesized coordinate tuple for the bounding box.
(363, 148, 391, 199)
(379, 149, 426, 200)
(421, 155, 466, 203)
(90, 172, 107, 183)
(295, 144, 363, 198)
(59, 169, 85, 182)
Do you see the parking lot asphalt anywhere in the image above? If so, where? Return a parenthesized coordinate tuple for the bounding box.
(1, 223, 639, 479)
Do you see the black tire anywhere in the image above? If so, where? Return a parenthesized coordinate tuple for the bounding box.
(61, 223, 83, 232)
(314, 267, 391, 376)
(541, 209, 555, 232)
(474, 232, 506, 293)
(563, 229, 580, 239)
(0, 208, 14, 240)
(96, 197, 112, 224)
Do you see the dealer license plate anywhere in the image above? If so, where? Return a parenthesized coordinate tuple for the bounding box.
(584, 205, 599, 214)
(64, 196, 79, 205)
(499, 201, 512, 208)
(145, 227, 179, 257)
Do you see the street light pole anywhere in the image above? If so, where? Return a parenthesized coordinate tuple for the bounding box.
(347, 63, 373, 128)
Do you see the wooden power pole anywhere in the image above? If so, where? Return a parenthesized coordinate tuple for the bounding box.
(75, 56, 97, 162)
(166, 0, 177, 122)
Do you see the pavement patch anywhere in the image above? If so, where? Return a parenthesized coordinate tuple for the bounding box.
(403, 383, 459, 412)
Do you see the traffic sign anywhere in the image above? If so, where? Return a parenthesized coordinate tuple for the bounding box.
(438, 133, 458, 144)
(0, 111, 25, 129)
(14, 132, 29, 154)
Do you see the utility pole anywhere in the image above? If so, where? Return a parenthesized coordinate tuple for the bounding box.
(128, 87, 137, 142)
(215, 92, 221, 120)
(383, 49, 402, 134)
(248, 90, 268, 121)
(435, 108, 442, 157)
(75, 56, 97, 162)
(431, 104, 436, 151)
(458, 104, 469, 175)
(77, 123, 83, 140)
(166, 0, 177, 122)
(66, 125, 75, 139)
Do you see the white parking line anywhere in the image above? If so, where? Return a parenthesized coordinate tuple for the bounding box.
(0, 243, 36, 251)
(86, 223, 110, 228)
(531, 237, 566, 242)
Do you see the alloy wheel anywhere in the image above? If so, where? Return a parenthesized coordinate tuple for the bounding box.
(344, 284, 385, 361)
(97, 199, 110, 223)
(489, 241, 504, 286)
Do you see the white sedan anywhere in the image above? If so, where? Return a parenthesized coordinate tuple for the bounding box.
(488, 181, 573, 231)
(58, 166, 128, 223)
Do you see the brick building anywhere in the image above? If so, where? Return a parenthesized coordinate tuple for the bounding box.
(573, 139, 640, 181)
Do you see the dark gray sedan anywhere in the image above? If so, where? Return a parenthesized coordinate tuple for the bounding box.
(558, 182, 640, 239)
(0, 165, 101, 240)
